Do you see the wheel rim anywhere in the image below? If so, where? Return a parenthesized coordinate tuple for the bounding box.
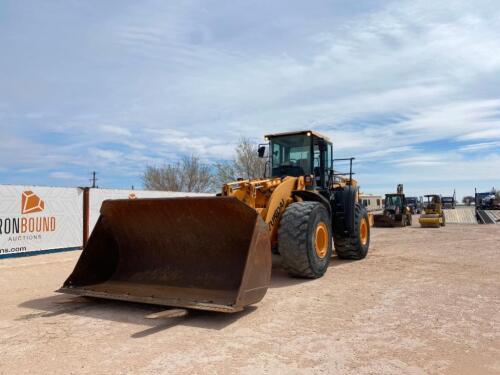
(315, 222, 328, 258)
(360, 218, 368, 246)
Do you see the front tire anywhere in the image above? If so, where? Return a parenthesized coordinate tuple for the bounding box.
(278, 202, 333, 278)
(334, 203, 370, 260)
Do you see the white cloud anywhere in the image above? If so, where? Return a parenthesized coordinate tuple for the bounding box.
(359, 146, 415, 160)
(1, 0, 500, 193)
(459, 141, 500, 152)
(358, 151, 500, 198)
(457, 128, 500, 141)
(388, 155, 447, 167)
(49, 171, 78, 179)
(90, 148, 123, 162)
(99, 125, 132, 137)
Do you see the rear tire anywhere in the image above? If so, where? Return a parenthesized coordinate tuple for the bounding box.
(334, 203, 370, 260)
(278, 202, 333, 278)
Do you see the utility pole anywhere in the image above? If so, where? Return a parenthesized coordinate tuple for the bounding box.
(90, 171, 98, 188)
(475, 187, 477, 209)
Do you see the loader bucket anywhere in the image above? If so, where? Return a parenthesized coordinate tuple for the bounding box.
(418, 214, 441, 228)
(373, 214, 395, 227)
(58, 197, 272, 313)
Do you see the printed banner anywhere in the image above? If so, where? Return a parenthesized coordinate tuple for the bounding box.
(0, 185, 83, 256)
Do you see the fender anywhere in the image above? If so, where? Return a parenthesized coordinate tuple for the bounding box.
(291, 190, 331, 215)
(263, 177, 299, 244)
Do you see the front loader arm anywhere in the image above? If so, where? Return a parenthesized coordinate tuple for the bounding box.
(222, 176, 306, 245)
(262, 177, 301, 245)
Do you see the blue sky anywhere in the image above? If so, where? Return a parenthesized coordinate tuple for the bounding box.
(1, 0, 499, 198)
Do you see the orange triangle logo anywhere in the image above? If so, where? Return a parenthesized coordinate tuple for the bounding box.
(21, 191, 45, 214)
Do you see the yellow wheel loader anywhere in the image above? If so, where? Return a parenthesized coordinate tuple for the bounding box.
(419, 194, 446, 228)
(59, 130, 370, 313)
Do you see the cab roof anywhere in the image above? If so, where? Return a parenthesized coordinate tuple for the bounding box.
(264, 130, 331, 142)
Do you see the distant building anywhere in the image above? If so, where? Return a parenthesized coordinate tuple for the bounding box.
(359, 193, 383, 212)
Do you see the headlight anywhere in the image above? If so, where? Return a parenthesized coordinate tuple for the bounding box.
(304, 175, 313, 186)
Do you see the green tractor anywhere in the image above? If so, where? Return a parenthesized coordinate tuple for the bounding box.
(374, 184, 412, 227)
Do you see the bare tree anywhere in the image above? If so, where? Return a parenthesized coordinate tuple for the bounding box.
(213, 161, 237, 186)
(143, 155, 214, 193)
(214, 138, 267, 186)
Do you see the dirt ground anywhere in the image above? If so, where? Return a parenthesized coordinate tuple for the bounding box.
(1, 221, 499, 375)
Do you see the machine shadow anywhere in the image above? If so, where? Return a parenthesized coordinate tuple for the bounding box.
(18, 256, 356, 335)
(131, 307, 256, 338)
(18, 294, 256, 337)
(270, 255, 356, 288)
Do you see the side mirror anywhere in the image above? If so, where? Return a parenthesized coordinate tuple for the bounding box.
(257, 146, 266, 158)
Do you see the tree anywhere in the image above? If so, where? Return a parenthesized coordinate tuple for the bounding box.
(214, 138, 267, 187)
(143, 155, 214, 193)
(462, 196, 475, 206)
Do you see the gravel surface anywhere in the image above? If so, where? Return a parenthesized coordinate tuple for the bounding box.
(1, 221, 499, 374)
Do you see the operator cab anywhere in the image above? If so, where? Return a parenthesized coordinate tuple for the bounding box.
(424, 194, 441, 210)
(260, 130, 333, 188)
(385, 194, 404, 209)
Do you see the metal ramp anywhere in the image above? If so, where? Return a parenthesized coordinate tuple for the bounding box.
(477, 209, 500, 224)
(443, 207, 477, 224)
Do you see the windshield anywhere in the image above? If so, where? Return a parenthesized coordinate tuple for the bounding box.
(385, 195, 402, 207)
(442, 198, 453, 203)
(406, 198, 417, 204)
(270, 135, 312, 177)
(425, 196, 439, 204)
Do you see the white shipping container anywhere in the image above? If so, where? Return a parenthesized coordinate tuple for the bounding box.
(0, 185, 83, 257)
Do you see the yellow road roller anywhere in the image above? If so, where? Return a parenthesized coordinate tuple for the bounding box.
(419, 194, 446, 228)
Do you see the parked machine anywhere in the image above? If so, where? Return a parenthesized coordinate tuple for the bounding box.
(478, 191, 500, 210)
(405, 196, 422, 214)
(373, 184, 412, 227)
(475, 189, 500, 223)
(442, 197, 455, 209)
(442, 190, 456, 209)
(419, 195, 446, 228)
(59, 130, 370, 313)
